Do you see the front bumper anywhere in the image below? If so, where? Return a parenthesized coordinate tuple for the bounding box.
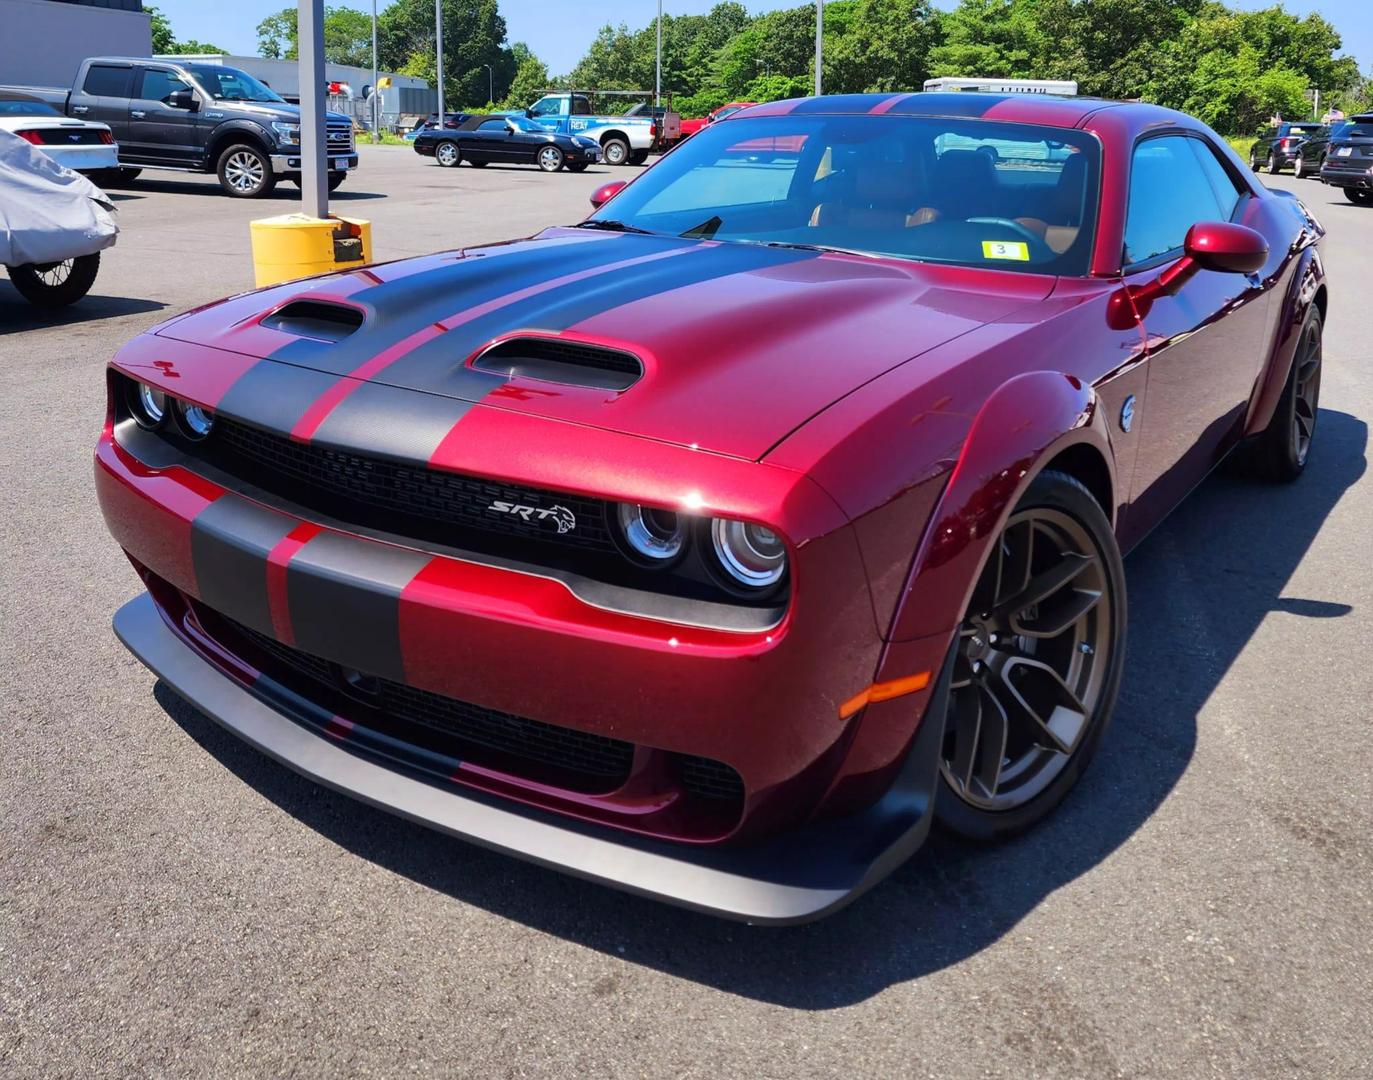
(115, 590, 948, 923)
(270, 153, 359, 174)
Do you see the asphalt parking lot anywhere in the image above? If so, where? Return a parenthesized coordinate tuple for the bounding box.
(2, 148, 1371, 1078)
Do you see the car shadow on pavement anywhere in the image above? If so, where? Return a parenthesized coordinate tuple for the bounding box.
(0, 288, 165, 334)
(155, 409, 1366, 1009)
(99, 179, 387, 201)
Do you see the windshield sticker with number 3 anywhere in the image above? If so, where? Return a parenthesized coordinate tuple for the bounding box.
(982, 241, 1030, 261)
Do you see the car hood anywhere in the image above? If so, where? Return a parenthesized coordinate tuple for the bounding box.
(154, 228, 1053, 460)
(207, 101, 350, 125)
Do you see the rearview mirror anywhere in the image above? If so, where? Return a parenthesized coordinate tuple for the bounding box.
(589, 180, 628, 209)
(1129, 222, 1268, 314)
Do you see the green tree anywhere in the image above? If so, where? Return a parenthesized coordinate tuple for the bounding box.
(147, 4, 223, 55)
(502, 51, 551, 109)
(379, 0, 515, 106)
(826, 0, 942, 93)
(255, 6, 377, 67)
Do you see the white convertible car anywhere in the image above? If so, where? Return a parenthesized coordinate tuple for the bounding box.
(0, 91, 118, 176)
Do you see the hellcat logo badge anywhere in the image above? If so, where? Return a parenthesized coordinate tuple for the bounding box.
(1121, 395, 1136, 433)
(487, 500, 577, 534)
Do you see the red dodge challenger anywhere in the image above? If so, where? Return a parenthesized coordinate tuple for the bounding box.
(97, 93, 1327, 923)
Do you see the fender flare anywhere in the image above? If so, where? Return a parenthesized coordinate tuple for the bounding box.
(1243, 244, 1324, 437)
(887, 370, 1116, 642)
(205, 120, 275, 170)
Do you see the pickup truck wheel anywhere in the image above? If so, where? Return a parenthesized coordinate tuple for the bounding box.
(602, 137, 629, 166)
(217, 144, 276, 198)
(7, 253, 100, 309)
(434, 140, 460, 167)
(537, 146, 564, 172)
(628, 149, 649, 166)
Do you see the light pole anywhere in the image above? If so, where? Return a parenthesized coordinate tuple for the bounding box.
(434, 0, 444, 131)
(370, 0, 378, 143)
(815, 0, 822, 97)
(483, 62, 493, 107)
(655, 0, 662, 107)
(298, 0, 327, 217)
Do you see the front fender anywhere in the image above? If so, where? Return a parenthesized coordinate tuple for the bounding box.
(887, 370, 1113, 642)
(1244, 243, 1324, 437)
(207, 119, 276, 162)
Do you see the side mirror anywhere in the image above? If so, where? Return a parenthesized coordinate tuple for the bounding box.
(525, 108, 534, 119)
(1130, 222, 1268, 313)
(169, 89, 198, 112)
(589, 179, 628, 209)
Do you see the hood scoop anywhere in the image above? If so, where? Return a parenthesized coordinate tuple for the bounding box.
(471, 337, 643, 391)
(261, 300, 364, 343)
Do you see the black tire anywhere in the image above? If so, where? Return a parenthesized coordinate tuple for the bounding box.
(216, 143, 276, 198)
(1344, 189, 1372, 205)
(628, 149, 650, 166)
(119, 167, 142, 184)
(1244, 308, 1322, 482)
(88, 168, 122, 189)
(434, 140, 460, 168)
(602, 136, 630, 167)
(1294, 153, 1306, 179)
(7, 253, 101, 309)
(934, 469, 1127, 841)
(1267, 151, 1282, 175)
(469, 160, 487, 167)
(537, 145, 565, 172)
(566, 163, 588, 173)
(327, 171, 346, 192)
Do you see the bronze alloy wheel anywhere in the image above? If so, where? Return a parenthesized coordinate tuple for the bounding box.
(1290, 316, 1322, 467)
(936, 470, 1126, 837)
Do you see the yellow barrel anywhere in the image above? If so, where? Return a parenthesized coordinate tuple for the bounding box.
(249, 214, 372, 287)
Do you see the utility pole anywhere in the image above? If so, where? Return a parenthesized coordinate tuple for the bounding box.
(434, 0, 444, 131)
(655, 0, 663, 107)
(298, 0, 327, 217)
(370, 0, 379, 143)
(814, 0, 822, 97)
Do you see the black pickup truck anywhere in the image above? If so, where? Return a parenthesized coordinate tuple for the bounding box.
(1, 57, 357, 198)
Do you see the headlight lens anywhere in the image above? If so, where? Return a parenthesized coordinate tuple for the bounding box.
(271, 121, 301, 144)
(711, 518, 787, 589)
(131, 382, 167, 427)
(616, 503, 686, 562)
(177, 400, 214, 438)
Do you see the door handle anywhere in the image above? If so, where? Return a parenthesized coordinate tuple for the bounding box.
(72, 105, 89, 114)
(131, 110, 147, 118)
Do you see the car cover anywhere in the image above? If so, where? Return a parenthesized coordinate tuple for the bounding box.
(0, 128, 118, 267)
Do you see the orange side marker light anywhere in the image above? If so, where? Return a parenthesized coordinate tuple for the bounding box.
(838, 670, 932, 720)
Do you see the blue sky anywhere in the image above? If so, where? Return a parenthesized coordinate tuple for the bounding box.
(155, 0, 1371, 78)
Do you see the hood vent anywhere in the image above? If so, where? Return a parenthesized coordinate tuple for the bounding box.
(472, 337, 643, 391)
(261, 300, 365, 343)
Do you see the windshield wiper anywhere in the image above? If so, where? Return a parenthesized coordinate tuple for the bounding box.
(574, 220, 656, 235)
(746, 239, 881, 259)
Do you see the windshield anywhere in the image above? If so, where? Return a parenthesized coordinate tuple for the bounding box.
(1287, 125, 1321, 136)
(0, 98, 61, 117)
(1343, 123, 1373, 140)
(186, 64, 283, 103)
(590, 114, 1101, 275)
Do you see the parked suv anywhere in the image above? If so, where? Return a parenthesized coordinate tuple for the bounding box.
(1, 57, 357, 198)
(1319, 115, 1373, 205)
(1248, 121, 1324, 174)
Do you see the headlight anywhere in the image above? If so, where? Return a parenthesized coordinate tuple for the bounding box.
(130, 382, 167, 428)
(176, 399, 214, 439)
(616, 503, 686, 563)
(710, 519, 787, 589)
(271, 121, 301, 144)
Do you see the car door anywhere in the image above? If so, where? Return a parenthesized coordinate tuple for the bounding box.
(126, 67, 202, 165)
(1123, 133, 1274, 530)
(470, 118, 516, 162)
(67, 62, 135, 146)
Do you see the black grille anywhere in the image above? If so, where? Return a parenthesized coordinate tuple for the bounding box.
(680, 755, 745, 802)
(210, 417, 616, 554)
(232, 618, 635, 789)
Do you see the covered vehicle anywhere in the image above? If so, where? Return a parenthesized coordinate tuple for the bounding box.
(0, 91, 118, 178)
(97, 93, 1325, 923)
(413, 113, 601, 172)
(1, 129, 117, 307)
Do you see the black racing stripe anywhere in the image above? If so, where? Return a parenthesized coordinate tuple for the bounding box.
(214, 359, 339, 435)
(190, 494, 297, 636)
(286, 531, 430, 683)
(309, 380, 486, 464)
(887, 93, 1005, 118)
(788, 94, 902, 115)
(263, 235, 681, 378)
(378, 243, 817, 394)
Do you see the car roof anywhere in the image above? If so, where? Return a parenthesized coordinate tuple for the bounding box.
(733, 92, 1131, 128)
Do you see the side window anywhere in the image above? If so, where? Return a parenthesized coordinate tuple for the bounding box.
(83, 65, 133, 97)
(477, 119, 507, 131)
(528, 97, 560, 118)
(1187, 139, 1242, 221)
(137, 69, 191, 105)
(570, 97, 591, 116)
(1123, 136, 1224, 266)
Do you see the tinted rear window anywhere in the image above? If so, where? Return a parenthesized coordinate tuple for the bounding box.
(83, 65, 133, 97)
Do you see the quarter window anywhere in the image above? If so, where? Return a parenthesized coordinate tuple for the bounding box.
(82, 65, 133, 97)
(1124, 136, 1226, 266)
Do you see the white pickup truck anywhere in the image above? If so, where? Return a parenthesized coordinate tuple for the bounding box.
(515, 93, 656, 166)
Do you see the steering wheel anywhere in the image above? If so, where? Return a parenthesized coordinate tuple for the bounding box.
(965, 216, 1046, 250)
